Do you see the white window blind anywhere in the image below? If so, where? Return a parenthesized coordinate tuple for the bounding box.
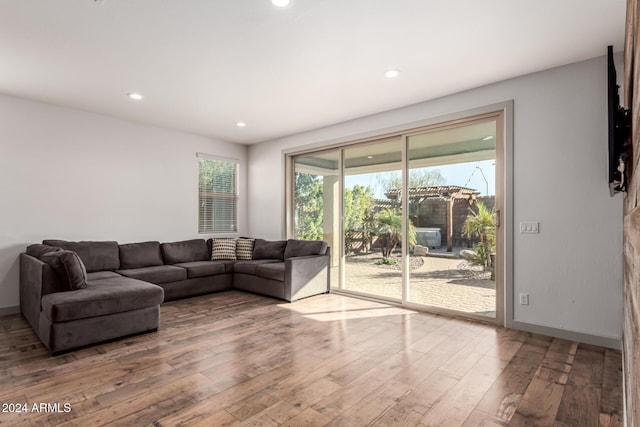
(198, 155, 238, 233)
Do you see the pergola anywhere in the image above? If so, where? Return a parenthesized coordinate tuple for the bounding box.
(384, 185, 479, 251)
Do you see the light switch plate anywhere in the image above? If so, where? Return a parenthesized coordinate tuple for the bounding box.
(520, 221, 539, 233)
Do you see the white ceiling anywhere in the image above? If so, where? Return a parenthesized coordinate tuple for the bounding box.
(0, 0, 626, 145)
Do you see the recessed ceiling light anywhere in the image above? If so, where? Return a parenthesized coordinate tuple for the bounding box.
(384, 69, 400, 78)
(236, 122, 246, 127)
(272, 0, 290, 7)
(127, 92, 143, 100)
(482, 136, 494, 141)
(367, 156, 374, 159)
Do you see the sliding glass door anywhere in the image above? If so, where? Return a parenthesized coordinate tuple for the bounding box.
(342, 137, 403, 300)
(406, 119, 499, 318)
(287, 112, 504, 323)
(292, 150, 340, 287)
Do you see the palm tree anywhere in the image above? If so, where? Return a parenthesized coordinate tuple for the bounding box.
(374, 209, 417, 258)
(462, 201, 495, 270)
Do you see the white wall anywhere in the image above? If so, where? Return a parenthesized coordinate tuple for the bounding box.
(0, 94, 247, 310)
(248, 56, 623, 343)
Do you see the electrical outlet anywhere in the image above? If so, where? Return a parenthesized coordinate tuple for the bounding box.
(520, 222, 539, 234)
(519, 293, 529, 305)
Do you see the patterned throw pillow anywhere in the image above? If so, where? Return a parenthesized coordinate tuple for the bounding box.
(211, 238, 237, 260)
(236, 238, 255, 260)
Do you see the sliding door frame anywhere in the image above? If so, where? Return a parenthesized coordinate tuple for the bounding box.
(400, 113, 505, 325)
(284, 101, 514, 327)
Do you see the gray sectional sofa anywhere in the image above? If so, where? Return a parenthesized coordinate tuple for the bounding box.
(20, 238, 330, 353)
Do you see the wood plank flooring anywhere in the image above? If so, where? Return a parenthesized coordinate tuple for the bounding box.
(0, 291, 624, 426)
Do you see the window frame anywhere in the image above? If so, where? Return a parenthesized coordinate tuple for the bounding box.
(197, 153, 240, 234)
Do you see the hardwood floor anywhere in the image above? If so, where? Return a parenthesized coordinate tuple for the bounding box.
(0, 291, 623, 426)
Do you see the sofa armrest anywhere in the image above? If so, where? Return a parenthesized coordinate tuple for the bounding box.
(284, 254, 330, 302)
(20, 254, 45, 331)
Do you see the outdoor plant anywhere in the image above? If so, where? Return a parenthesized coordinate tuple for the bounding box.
(344, 185, 376, 254)
(294, 172, 324, 240)
(377, 256, 398, 265)
(374, 208, 417, 258)
(462, 201, 496, 273)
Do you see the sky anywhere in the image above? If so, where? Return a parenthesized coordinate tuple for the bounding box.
(344, 159, 496, 198)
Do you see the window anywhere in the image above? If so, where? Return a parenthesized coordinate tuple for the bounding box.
(198, 154, 239, 233)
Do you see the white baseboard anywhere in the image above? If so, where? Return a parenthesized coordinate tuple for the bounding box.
(511, 320, 621, 350)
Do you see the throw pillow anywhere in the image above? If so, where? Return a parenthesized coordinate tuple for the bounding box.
(236, 238, 255, 260)
(26, 244, 61, 259)
(40, 250, 88, 291)
(211, 238, 238, 260)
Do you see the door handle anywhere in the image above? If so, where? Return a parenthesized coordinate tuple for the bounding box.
(495, 209, 500, 227)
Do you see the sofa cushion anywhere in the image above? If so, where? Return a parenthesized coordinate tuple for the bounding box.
(117, 265, 187, 284)
(87, 271, 123, 281)
(41, 277, 164, 322)
(284, 239, 328, 259)
(42, 240, 120, 273)
(26, 244, 61, 259)
(236, 238, 255, 261)
(211, 238, 237, 260)
(40, 250, 88, 291)
(256, 262, 285, 282)
(252, 239, 287, 260)
(119, 241, 163, 269)
(161, 239, 209, 264)
(174, 261, 227, 279)
(233, 259, 280, 275)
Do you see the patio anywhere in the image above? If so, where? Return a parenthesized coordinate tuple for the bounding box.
(341, 252, 496, 318)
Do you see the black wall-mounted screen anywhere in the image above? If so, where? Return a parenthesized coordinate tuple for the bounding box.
(607, 45, 631, 194)
(607, 45, 617, 186)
